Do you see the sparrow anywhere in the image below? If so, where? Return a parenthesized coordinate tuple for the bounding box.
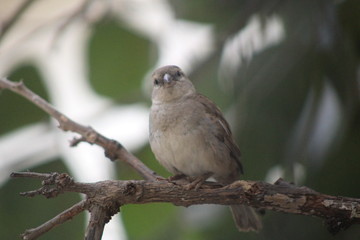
(149, 65, 262, 231)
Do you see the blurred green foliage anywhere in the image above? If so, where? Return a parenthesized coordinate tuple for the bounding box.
(0, 65, 49, 135)
(88, 19, 151, 103)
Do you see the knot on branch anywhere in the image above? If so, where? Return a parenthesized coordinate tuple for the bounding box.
(87, 204, 118, 224)
(87, 196, 121, 224)
(12, 172, 74, 198)
(104, 139, 124, 161)
(43, 172, 73, 187)
(38, 172, 73, 198)
(84, 127, 98, 144)
(70, 136, 86, 147)
(123, 181, 144, 201)
(70, 127, 97, 146)
(226, 180, 259, 203)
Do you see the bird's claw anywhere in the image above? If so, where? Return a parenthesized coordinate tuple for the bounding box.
(183, 172, 213, 190)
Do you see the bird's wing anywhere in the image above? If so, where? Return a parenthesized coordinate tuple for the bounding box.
(193, 94, 243, 174)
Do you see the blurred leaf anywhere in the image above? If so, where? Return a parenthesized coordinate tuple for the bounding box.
(122, 203, 177, 240)
(88, 18, 151, 103)
(169, 0, 267, 35)
(190, 53, 233, 110)
(311, 110, 360, 197)
(0, 65, 49, 134)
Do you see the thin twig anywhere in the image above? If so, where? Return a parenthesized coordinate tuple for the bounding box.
(0, 77, 159, 181)
(10, 171, 51, 179)
(20, 200, 88, 240)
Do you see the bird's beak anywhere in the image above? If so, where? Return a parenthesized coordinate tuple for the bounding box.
(163, 73, 171, 83)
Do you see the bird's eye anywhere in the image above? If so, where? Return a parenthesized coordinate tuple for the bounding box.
(154, 79, 159, 85)
(176, 71, 182, 77)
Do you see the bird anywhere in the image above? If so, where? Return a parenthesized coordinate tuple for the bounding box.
(149, 65, 262, 232)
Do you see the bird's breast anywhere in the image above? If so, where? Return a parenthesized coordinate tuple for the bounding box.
(149, 101, 227, 177)
(150, 101, 205, 173)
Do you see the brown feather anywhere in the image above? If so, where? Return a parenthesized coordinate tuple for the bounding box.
(193, 94, 243, 174)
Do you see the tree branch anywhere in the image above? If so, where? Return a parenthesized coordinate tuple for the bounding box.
(85, 206, 108, 240)
(11, 171, 360, 238)
(0, 77, 159, 181)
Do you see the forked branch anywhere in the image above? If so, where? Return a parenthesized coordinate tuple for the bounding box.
(11, 171, 360, 239)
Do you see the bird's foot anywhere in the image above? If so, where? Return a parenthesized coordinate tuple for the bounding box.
(168, 174, 187, 181)
(155, 176, 167, 181)
(184, 172, 213, 190)
(165, 174, 189, 185)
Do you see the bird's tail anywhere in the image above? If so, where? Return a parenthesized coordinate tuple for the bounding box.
(230, 205, 262, 232)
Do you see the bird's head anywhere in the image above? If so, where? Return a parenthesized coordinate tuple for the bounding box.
(151, 65, 196, 103)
